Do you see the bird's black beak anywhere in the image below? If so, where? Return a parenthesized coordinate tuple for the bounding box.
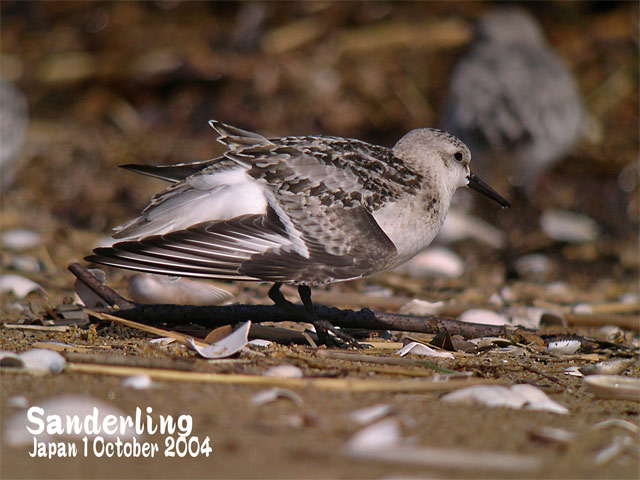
(467, 172, 511, 208)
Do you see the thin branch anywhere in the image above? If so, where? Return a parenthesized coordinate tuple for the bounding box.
(69, 262, 522, 339)
(69, 262, 135, 309)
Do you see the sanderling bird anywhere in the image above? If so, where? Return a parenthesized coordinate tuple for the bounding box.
(86, 120, 510, 346)
(441, 7, 584, 189)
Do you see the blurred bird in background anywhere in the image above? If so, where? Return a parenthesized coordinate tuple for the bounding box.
(441, 7, 585, 195)
(0, 78, 28, 191)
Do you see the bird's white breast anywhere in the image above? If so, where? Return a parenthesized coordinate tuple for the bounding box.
(372, 193, 449, 266)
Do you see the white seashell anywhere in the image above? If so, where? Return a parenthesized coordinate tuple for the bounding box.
(251, 387, 303, 406)
(0, 274, 45, 298)
(19, 349, 66, 373)
(346, 418, 402, 452)
(7, 395, 29, 408)
(443, 385, 527, 409)
(0, 350, 24, 368)
(149, 337, 176, 345)
(499, 286, 516, 302)
(349, 404, 395, 425)
(512, 384, 569, 414)
(4, 395, 136, 446)
(564, 366, 583, 377)
(1, 229, 41, 251)
(74, 268, 107, 308)
(546, 339, 581, 355)
(263, 365, 303, 378)
(187, 321, 250, 359)
(122, 374, 154, 390)
(597, 325, 624, 342)
(459, 309, 509, 326)
(129, 273, 232, 306)
(540, 209, 599, 243)
(488, 293, 504, 307)
(543, 282, 571, 296)
(437, 209, 506, 248)
(506, 306, 565, 329)
(395, 342, 455, 359)
(468, 337, 514, 348)
(572, 303, 592, 314)
(528, 426, 575, 445)
(583, 375, 640, 401)
(579, 359, 634, 376)
(8, 255, 43, 273)
(442, 384, 568, 414)
(592, 419, 639, 434)
(398, 299, 445, 316)
(394, 247, 465, 278)
(362, 285, 393, 297)
(594, 435, 636, 466)
(514, 254, 552, 280)
(248, 339, 272, 347)
(619, 292, 639, 304)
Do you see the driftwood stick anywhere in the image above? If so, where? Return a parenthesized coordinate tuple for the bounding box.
(89, 303, 510, 339)
(69, 262, 518, 339)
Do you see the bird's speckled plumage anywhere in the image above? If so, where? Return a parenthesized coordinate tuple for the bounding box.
(87, 120, 508, 286)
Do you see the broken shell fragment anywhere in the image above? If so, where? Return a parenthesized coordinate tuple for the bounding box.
(346, 418, 403, 452)
(252, 387, 303, 406)
(506, 306, 566, 329)
(395, 342, 454, 359)
(1, 229, 41, 251)
(349, 404, 395, 425)
(597, 325, 625, 342)
(122, 374, 154, 390)
(19, 349, 66, 373)
(579, 359, 634, 376)
(263, 365, 303, 379)
(546, 339, 581, 355)
(398, 299, 444, 316)
(187, 321, 251, 359)
(394, 246, 465, 278)
(437, 209, 506, 248)
(583, 375, 640, 401)
(514, 254, 552, 281)
(0, 274, 45, 298)
(442, 384, 568, 414)
(594, 435, 637, 466)
(458, 309, 509, 326)
(540, 209, 599, 243)
(592, 419, 639, 434)
(528, 426, 575, 445)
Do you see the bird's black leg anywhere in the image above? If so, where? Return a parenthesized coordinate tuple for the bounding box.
(297, 285, 361, 349)
(267, 283, 360, 348)
(268, 283, 296, 309)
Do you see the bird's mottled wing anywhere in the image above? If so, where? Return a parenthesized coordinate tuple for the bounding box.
(229, 136, 423, 211)
(119, 156, 232, 183)
(219, 136, 425, 280)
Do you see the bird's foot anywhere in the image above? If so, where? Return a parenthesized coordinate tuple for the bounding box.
(312, 319, 362, 349)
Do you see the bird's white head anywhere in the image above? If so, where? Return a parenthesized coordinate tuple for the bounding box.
(394, 128, 510, 208)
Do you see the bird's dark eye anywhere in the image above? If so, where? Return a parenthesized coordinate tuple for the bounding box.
(454, 152, 463, 162)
